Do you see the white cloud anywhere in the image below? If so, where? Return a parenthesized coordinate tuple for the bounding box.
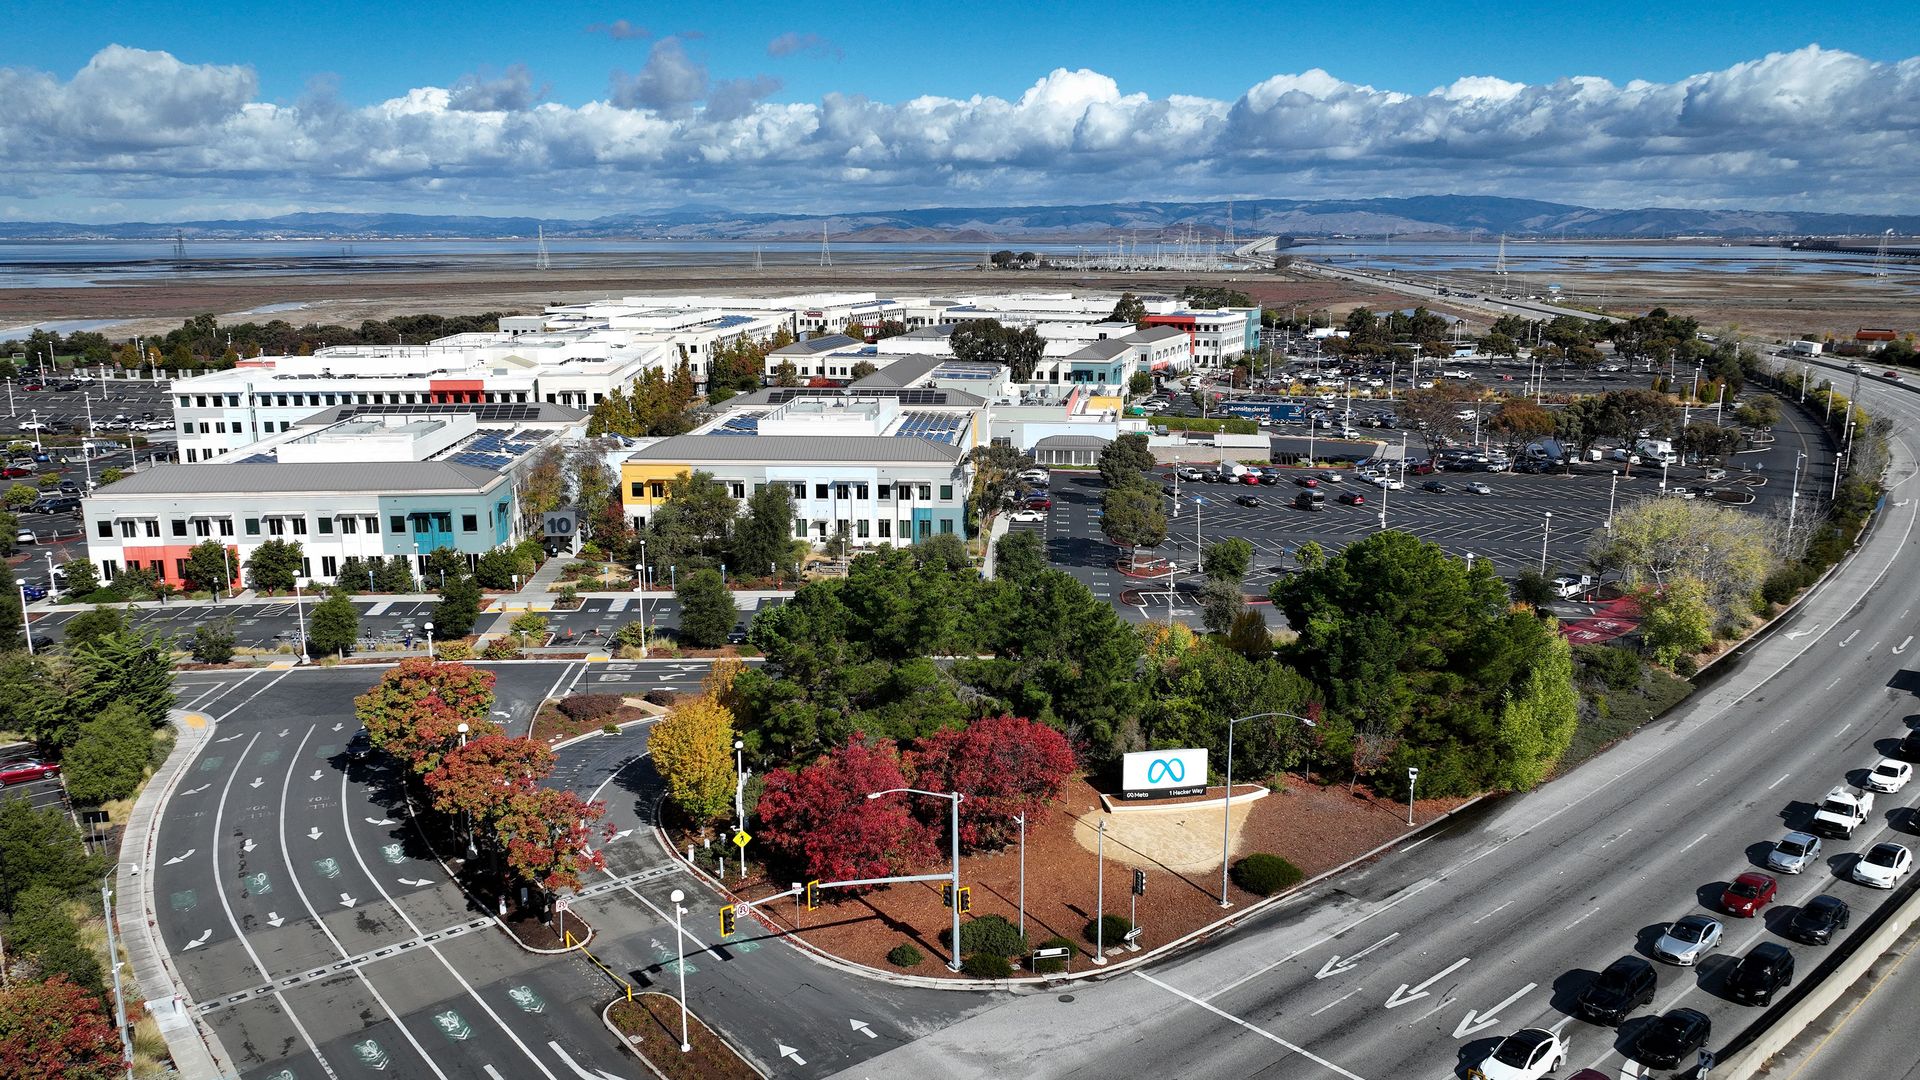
(767, 32, 842, 61)
(1, 45, 1918, 219)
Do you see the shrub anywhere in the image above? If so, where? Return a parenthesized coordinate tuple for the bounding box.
(557, 694, 624, 722)
(554, 585, 580, 609)
(189, 622, 236, 664)
(939, 914, 1028, 958)
(962, 952, 1013, 979)
(886, 943, 923, 968)
(1762, 564, 1815, 606)
(481, 638, 521, 660)
(601, 723, 620, 735)
(436, 640, 473, 661)
(644, 689, 681, 707)
(1673, 654, 1700, 677)
(1231, 853, 1305, 897)
(1573, 644, 1641, 692)
(1034, 936, 1076, 974)
(510, 612, 549, 636)
(1082, 914, 1132, 947)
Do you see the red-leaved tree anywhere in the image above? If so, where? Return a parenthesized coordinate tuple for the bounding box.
(906, 714, 1076, 851)
(755, 736, 937, 892)
(353, 658, 500, 774)
(494, 786, 610, 895)
(423, 734, 554, 829)
(0, 974, 123, 1079)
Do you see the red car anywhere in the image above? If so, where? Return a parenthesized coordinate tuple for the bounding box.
(1022, 496, 1052, 511)
(0, 467, 29, 479)
(20, 383, 43, 392)
(1294, 475, 1319, 488)
(0, 759, 60, 785)
(1722, 872, 1778, 917)
(1338, 491, 1366, 506)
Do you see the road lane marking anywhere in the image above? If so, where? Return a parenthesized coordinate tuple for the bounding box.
(1678, 832, 1710, 854)
(1454, 982, 1537, 1038)
(1471, 902, 1515, 925)
(1896, 636, 1913, 654)
(1314, 933, 1399, 979)
(1310, 987, 1364, 1017)
(1563, 909, 1599, 932)
(1835, 722, 1855, 738)
(1136, 972, 1371, 1080)
(1598, 828, 1633, 848)
(1841, 630, 1861, 647)
(1770, 772, 1792, 789)
(1385, 957, 1470, 1009)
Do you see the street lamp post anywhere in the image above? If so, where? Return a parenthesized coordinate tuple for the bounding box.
(1607, 470, 1619, 533)
(866, 788, 964, 972)
(669, 889, 691, 1052)
(424, 620, 435, 659)
(1789, 452, 1804, 543)
(293, 579, 309, 663)
(733, 739, 749, 880)
(1012, 812, 1027, 943)
(1219, 712, 1315, 906)
(1539, 512, 1552, 575)
(1094, 817, 1108, 965)
(1407, 766, 1419, 826)
(15, 579, 32, 655)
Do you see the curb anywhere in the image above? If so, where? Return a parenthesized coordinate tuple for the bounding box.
(658, 793, 1492, 992)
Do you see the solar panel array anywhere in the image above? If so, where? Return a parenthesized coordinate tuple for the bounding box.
(235, 453, 277, 464)
(316, 403, 543, 424)
(894, 412, 967, 444)
(446, 428, 548, 471)
(714, 414, 762, 436)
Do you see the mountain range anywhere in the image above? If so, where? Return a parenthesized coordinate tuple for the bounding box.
(3, 195, 1917, 242)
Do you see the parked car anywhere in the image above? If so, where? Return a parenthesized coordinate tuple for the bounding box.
(1017, 468, 1050, 485)
(1767, 831, 1823, 874)
(1293, 491, 1326, 511)
(1465, 481, 1492, 494)
(1021, 496, 1052, 511)
(1652, 914, 1723, 965)
(1294, 475, 1319, 488)
(1726, 943, 1794, 1006)
(1318, 471, 1344, 484)
(17, 420, 49, 431)
(57, 480, 79, 495)
(1898, 728, 1920, 761)
(0, 467, 30, 479)
(1864, 758, 1913, 793)
(1234, 494, 1261, 508)
(1785, 895, 1851, 944)
(1422, 480, 1449, 493)
(0, 759, 60, 785)
(20, 584, 46, 602)
(1239, 469, 1265, 485)
(1471, 1027, 1568, 1080)
(1011, 509, 1046, 523)
(1369, 475, 1404, 489)
(1852, 842, 1913, 888)
(1631, 1008, 1711, 1071)
(1720, 872, 1778, 917)
(1574, 956, 1656, 1026)
(1338, 491, 1366, 506)
(31, 496, 79, 514)
(1176, 466, 1204, 482)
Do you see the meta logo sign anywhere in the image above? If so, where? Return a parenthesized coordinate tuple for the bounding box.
(1121, 748, 1208, 800)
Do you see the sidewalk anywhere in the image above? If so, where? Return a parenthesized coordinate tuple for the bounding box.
(118, 709, 237, 1080)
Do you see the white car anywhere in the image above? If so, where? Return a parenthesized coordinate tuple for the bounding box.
(1017, 468, 1050, 485)
(1368, 475, 1404, 490)
(1864, 758, 1912, 794)
(18, 421, 49, 432)
(1853, 843, 1913, 888)
(1652, 914, 1723, 965)
(1472, 1027, 1568, 1080)
(1465, 481, 1492, 495)
(1767, 831, 1823, 875)
(1318, 472, 1344, 484)
(1011, 509, 1047, 523)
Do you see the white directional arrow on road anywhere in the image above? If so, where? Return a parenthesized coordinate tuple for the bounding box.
(1313, 933, 1399, 980)
(1786, 624, 1821, 640)
(266, 912, 285, 928)
(182, 929, 212, 950)
(491, 710, 510, 718)
(398, 878, 433, 887)
(1896, 636, 1913, 655)
(850, 1018, 876, 1039)
(546, 1040, 624, 1080)
(309, 770, 324, 781)
(1384, 957, 1470, 1009)
(339, 893, 358, 908)
(278, 728, 290, 737)
(164, 849, 196, 866)
(1452, 982, 1537, 1038)
(216, 733, 243, 743)
(611, 829, 634, 842)
(365, 817, 397, 826)
(180, 784, 210, 796)
(306, 827, 323, 841)
(778, 1044, 807, 1066)
(331, 723, 343, 732)
(249, 777, 264, 789)
(241, 839, 256, 854)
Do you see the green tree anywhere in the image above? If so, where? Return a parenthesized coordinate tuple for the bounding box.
(373, 555, 417, 593)
(180, 540, 233, 594)
(0, 797, 106, 914)
(245, 538, 303, 592)
(433, 575, 483, 638)
(1641, 577, 1714, 667)
(3, 484, 37, 510)
(849, 360, 878, 381)
(473, 547, 520, 589)
(1203, 537, 1255, 584)
(650, 695, 736, 821)
(421, 546, 465, 589)
(59, 558, 100, 597)
(1128, 371, 1154, 397)
(647, 471, 739, 573)
(1488, 630, 1579, 790)
(1197, 577, 1246, 634)
(59, 605, 126, 652)
(730, 481, 795, 577)
(4, 885, 105, 997)
(994, 530, 1048, 585)
(309, 590, 359, 657)
(0, 582, 20, 653)
(1097, 432, 1157, 489)
(61, 700, 151, 805)
(676, 568, 739, 648)
(1100, 485, 1167, 554)
(1110, 292, 1148, 324)
(190, 621, 236, 663)
(70, 628, 176, 726)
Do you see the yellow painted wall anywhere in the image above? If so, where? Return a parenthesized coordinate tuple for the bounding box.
(619, 461, 692, 518)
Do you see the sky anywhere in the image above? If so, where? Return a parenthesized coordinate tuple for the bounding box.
(3, 0, 1919, 222)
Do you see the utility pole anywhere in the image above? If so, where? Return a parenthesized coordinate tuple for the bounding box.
(102, 882, 134, 1078)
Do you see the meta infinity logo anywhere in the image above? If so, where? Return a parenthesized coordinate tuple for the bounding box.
(1145, 757, 1185, 784)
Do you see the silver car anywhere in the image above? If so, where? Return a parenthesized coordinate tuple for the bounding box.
(1653, 914, 1722, 966)
(1767, 831, 1823, 875)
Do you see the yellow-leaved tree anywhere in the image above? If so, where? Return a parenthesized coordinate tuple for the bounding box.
(651, 695, 736, 822)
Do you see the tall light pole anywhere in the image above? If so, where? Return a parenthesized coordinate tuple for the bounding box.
(1012, 812, 1027, 943)
(867, 788, 964, 972)
(669, 889, 691, 1052)
(1094, 817, 1108, 965)
(733, 739, 748, 875)
(424, 620, 435, 660)
(1539, 511, 1552, 575)
(1219, 712, 1315, 907)
(14, 579, 31, 655)
(636, 542, 649, 658)
(293, 580, 309, 663)
(1407, 767, 1419, 826)
(1788, 452, 1804, 544)
(456, 722, 477, 860)
(101, 881, 134, 1079)
(1607, 470, 1619, 533)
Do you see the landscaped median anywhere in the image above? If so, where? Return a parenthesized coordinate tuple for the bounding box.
(604, 993, 763, 1080)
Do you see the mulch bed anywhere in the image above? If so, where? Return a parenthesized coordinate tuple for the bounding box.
(531, 700, 653, 744)
(607, 994, 759, 1080)
(719, 773, 1475, 979)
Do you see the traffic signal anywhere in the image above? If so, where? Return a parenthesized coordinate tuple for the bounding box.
(1132, 869, 1147, 896)
(719, 905, 736, 937)
(956, 886, 971, 915)
(804, 880, 820, 910)
(941, 883, 954, 909)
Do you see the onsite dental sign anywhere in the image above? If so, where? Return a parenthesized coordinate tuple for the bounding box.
(1120, 748, 1209, 800)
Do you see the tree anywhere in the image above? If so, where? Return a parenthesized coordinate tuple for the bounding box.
(674, 568, 739, 648)
(0, 797, 106, 914)
(1101, 485, 1167, 555)
(190, 621, 236, 663)
(516, 445, 567, 529)
(69, 628, 176, 726)
(1641, 577, 1714, 667)
(58, 558, 99, 597)
(61, 700, 151, 805)
(5, 885, 105, 996)
(309, 589, 359, 657)
(1589, 498, 1776, 622)
(0, 975, 123, 1079)
(180, 540, 232, 594)
(647, 470, 739, 573)
(1197, 577, 1246, 634)
(849, 360, 878, 381)
(1109, 292, 1147, 324)
(730, 481, 795, 577)
(994, 530, 1047, 585)
(3, 484, 36, 510)
(494, 786, 608, 895)
(650, 695, 737, 822)
(373, 555, 417, 593)
(59, 606, 126, 652)
(423, 733, 552, 829)
(1203, 537, 1255, 584)
(904, 715, 1075, 851)
(353, 659, 499, 774)
(755, 738, 936, 890)
(433, 574, 483, 638)
(0, 584, 19, 653)
(473, 547, 520, 589)
(1128, 371, 1154, 397)
(1096, 432, 1157, 489)
(245, 538, 303, 592)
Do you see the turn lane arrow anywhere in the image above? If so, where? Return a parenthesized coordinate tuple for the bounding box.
(1453, 982, 1537, 1038)
(1313, 933, 1399, 980)
(1383, 957, 1470, 1009)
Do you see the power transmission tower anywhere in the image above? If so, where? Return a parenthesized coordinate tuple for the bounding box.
(819, 223, 832, 267)
(1495, 234, 1508, 276)
(535, 225, 551, 271)
(172, 230, 186, 260)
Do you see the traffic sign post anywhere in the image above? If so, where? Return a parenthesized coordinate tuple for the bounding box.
(554, 896, 570, 946)
(732, 828, 750, 880)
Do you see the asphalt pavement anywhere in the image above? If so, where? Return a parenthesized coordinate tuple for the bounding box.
(832, 364, 1920, 1078)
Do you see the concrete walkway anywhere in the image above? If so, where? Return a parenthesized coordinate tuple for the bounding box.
(118, 709, 238, 1080)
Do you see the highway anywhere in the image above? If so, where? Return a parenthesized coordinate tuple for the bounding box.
(833, 367, 1920, 1078)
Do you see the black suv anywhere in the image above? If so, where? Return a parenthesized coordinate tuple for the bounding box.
(31, 496, 79, 514)
(1632, 1008, 1712, 1070)
(346, 728, 373, 761)
(1727, 942, 1794, 1005)
(1575, 956, 1656, 1025)
(1899, 728, 1920, 761)
(1786, 895, 1851, 944)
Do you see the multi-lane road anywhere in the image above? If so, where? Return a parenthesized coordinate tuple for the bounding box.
(831, 362, 1920, 1078)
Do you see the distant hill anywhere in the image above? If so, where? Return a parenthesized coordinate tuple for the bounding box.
(3, 195, 1917, 242)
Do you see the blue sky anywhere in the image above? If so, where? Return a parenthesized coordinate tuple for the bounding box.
(3, 1, 1919, 220)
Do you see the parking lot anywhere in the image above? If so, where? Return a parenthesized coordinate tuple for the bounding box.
(1, 374, 178, 439)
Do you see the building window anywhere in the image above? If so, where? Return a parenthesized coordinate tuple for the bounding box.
(650, 482, 665, 499)
(96, 520, 111, 538)
(855, 483, 869, 499)
(939, 485, 953, 501)
(218, 518, 235, 537)
(321, 556, 338, 577)
(193, 519, 211, 537)
(790, 483, 805, 498)
(631, 481, 644, 498)
(290, 517, 308, 535)
(919, 485, 932, 500)
(793, 517, 807, 539)
(267, 518, 285, 536)
(433, 512, 452, 532)
(300, 558, 311, 578)
(101, 560, 116, 581)
(877, 484, 892, 500)
(339, 516, 356, 534)
(461, 514, 478, 532)
(856, 519, 870, 539)
(814, 483, 828, 499)
(390, 515, 405, 534)
(918, 519, 932, 539)
(364, 516, 379, 534)
(175, 559, 190, 580)
(879, 519, 892, 538)
(939, 519, 954, 535)
(835, 484, 849, 499)
(142, 520, 160, 538)
(171, 519, 187, 537)
(317, 517, 333, 534)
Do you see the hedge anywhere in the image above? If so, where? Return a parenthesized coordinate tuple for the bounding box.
(1150, 416, 1260, 435)
(557, 694, 625, 722)
(939, 914, 1028, 958)
(886, 943, 923, 968)
(961, 953, 1013, 979)
(1231, 853, 1305, 897)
